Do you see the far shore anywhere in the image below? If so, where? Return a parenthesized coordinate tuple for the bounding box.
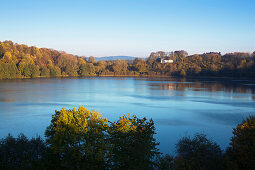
(1, 74, 255, 81)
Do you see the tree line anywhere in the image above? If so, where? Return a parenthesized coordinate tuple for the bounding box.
(0, 106, 254, 169)
(0, 41, 255, 80)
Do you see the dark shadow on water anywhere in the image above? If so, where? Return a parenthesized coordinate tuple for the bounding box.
(190, 99, 255, 108)
(155, 119, 206, 127)
(194, 110, 248, 126)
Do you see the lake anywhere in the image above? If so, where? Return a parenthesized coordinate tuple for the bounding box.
(0, 77, 254, 154)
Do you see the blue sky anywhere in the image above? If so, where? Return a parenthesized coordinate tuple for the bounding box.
(1, 0, 254, 57)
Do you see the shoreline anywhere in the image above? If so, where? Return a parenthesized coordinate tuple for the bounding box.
(1, 74, 255, 81)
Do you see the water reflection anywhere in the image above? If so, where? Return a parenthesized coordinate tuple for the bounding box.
(143, 78, 255, 101)
(147, 79, 255, 94)
(0, 77, 255, 154)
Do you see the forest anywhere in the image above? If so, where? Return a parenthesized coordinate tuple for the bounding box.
(0, 40, 255, 80)
(0, 106, 254, 169)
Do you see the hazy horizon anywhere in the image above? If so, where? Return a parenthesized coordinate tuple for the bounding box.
(1, 0, 254, 57)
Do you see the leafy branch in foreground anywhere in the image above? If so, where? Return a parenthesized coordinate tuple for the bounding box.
(44, 106, 159, 169)
(226, 115, 255, 169)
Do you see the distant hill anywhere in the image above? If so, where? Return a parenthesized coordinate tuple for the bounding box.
(94, 56, 137, 61)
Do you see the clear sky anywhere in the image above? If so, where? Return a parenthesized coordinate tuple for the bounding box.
(1, 0, 254, 57)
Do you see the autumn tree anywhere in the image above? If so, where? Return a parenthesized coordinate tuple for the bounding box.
(147, 52, 158, 67)
(133, 58, 147, 74)
(78, 57, 86, 65)
(49, 66, 61, 77)
(1, 41, 255, 79)
(56, 52, 78, 76)
(79, 63, 95, 76)
(65, 64, 78, 76)
(40, 67, 50, 77)
(0, 61, 18, 79)
(18, 54, 40, 78)
(88, 56, 95, 63)
(95, 61, 107, 75)
(112, 59, 128, 75)
(47, 60, 61, 77)
(227, 115, 255, 169)
(2, 52, 17, 63)
(45, 106, 109, 169)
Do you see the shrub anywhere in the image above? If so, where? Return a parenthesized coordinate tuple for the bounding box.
(0, 134, 45, 169)
(174, 133, 223, 170)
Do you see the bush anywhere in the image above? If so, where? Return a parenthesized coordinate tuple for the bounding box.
(174, 133, 223, 170)
(0, 134, 46, 169)
(154, 154, 174, 170)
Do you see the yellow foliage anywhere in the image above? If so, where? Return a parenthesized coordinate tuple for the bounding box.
(112, 113, 137, 133)
(52, 106, 107, 134)
(47, 60, 53, 67)
(239, 119, 255, 129)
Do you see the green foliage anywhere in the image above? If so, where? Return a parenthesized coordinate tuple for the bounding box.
(49, 65, 61, 77)
(174, 133, 223, 170)
(154, 154, 174, 170)
(227, 115, 255, 169)
(109, 114, 159, 169)
(30, 64, 40, 78)
(79, 63, 95, 76)
(0, 134, 46, 169)
(65, 64, 78, 76)
(0, 61, 18, 79)
(19, 63, 40, 78)
(44, 106, 159, 169)
(22, 64, 31, 77)
(95, 61, 107, 75)
(40, 67, 50, 77)
(45, 106, 108, 169)
(133, 58, 148, 74)
(112, 59, 128, 75)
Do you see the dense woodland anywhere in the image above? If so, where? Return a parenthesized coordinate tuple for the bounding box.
(0, 41, 255, 80)
(0, 106, 254, 169)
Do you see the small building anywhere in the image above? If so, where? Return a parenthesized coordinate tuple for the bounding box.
(160, 57, 173, 64)
(154, 51, 174, 64)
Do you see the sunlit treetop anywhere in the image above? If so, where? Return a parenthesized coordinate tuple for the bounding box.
(50, 105, 107, 134)
(111, 113, 137, 133)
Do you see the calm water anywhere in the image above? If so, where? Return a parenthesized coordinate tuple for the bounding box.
(0, 77, 255, 154)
